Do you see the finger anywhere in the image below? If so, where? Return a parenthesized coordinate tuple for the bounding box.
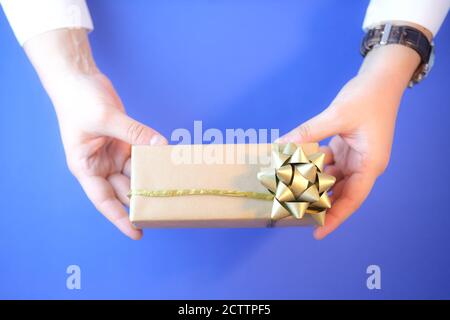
(104, 112, 168, 146)
(324, 165, 344, 182)
(329, 178, 346, 203)
(314, 172, 376, 240)
(123, 158, 131, 178)
(319, 145, 334, 165)
(277, 109, 341, 143)
(79, 175, 142, 240)
(108, 173, 130, 206)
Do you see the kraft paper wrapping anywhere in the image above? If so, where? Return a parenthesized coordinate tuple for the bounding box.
(129, 143, 329, 228)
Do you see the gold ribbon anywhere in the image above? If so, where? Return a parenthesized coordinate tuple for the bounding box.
(129, 189, 274, 201)
(257, 143, 336, 226)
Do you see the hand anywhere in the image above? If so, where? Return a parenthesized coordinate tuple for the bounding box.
(55, 72, 167, 240)
(24, 29, 167, 239)
(278, 44, 422, 239)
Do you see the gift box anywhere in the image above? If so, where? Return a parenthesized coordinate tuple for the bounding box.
(129, 143, 335, 228)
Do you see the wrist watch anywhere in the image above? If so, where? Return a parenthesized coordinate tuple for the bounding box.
(360, 23, 434, 88)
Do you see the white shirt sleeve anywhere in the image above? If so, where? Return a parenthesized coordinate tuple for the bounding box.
(0, 0, 93, 46)
(363, 0, 449, 37)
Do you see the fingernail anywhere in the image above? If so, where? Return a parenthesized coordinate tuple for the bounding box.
(313, 229, 323, 240)
(150, 135, 168, 146)
(131, 230, 143, 240)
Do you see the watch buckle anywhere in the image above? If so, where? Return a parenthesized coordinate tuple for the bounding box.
(380, 23, 392, 45)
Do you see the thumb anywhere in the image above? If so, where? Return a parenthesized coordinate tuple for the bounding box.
(104, 112, 168, 145)
(278, 109, 340, 144)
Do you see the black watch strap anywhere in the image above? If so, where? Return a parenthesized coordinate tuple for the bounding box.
(360, 24, 434, 86)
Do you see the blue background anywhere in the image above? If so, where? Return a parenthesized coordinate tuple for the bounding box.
(0, 0, 449, 299)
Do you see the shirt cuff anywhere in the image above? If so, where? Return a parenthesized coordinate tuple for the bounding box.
(0, 0, 93, 46)
(363, 0, 449, 37)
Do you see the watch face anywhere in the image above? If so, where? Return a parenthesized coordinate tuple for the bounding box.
(428, 45, 435, 72)
(422, 45, 435, 79)
(412, 44, 435, 87)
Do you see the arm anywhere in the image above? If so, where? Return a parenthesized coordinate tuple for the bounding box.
(2, 1, 167, 239)
(279, 0, 449, 239)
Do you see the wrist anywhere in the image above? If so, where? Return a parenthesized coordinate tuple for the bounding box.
(358, 20, 433, 92)
(24, 28, 99, 89)
(358, 43, 421, 93)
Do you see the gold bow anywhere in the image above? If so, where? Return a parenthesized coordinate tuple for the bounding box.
(257, 143, 336, 226)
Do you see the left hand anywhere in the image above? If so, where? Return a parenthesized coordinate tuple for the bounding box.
(23, 29, 168, 239)
(278, 44, 422, 239)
